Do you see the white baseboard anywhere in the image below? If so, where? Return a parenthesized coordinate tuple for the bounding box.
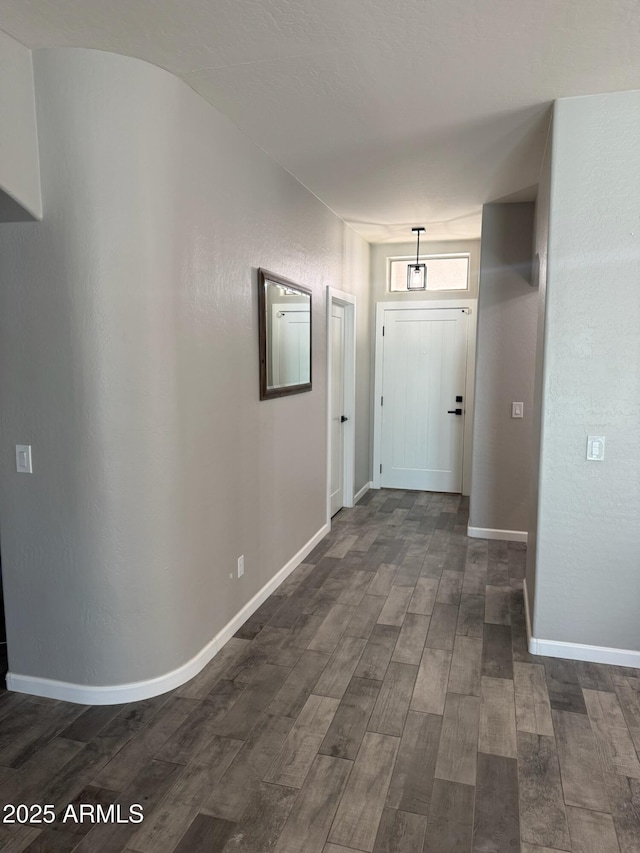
(529, 636, 640, 670)
(354, 481, 373, 504)
(467, 525, 528, 543)
(523, 580, 640, 670)
(7, 521, 331, 706)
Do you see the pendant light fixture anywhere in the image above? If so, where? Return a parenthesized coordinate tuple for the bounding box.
(407, 226, 427, 290)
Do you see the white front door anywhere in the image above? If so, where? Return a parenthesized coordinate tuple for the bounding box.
(330, 303, 345, 516)
(380, 307, 469, 492)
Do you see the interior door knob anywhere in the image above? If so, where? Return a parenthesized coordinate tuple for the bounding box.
(447, 409, 463, 416)
(341, 415, 348, 423)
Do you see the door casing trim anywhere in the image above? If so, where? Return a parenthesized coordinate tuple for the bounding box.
(326, 287, 356, 524)
(372, 299, 478, 495)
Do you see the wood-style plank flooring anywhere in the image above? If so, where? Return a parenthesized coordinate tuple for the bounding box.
(1, 489, 639, 852)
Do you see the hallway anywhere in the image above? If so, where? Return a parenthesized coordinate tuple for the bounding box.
(0, 489, 638, 852)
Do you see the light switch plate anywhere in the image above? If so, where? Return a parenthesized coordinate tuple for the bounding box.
(587, 435, 605, 461)
(16, 445, 33, 473)
(511, 402, 524, 418)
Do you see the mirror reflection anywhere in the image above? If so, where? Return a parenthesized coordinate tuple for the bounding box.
(258, 269, 312, 399)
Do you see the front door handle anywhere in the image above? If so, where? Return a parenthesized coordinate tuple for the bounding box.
(447, 409, 463, 416)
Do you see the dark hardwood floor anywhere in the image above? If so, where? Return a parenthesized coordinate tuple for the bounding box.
(0, 489, 638, 852)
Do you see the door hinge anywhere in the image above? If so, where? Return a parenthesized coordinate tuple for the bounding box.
(380, 464, 382, 474)
(382, 326, 385, 336)
(380, 396, 384, 406)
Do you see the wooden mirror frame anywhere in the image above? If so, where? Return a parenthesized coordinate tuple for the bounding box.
(258, 268, 312, 400)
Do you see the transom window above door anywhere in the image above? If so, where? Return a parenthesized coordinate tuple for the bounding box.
(388, 254, 470, 292)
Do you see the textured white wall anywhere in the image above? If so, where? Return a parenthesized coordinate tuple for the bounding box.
(0, 30, 41, 220)
(531, 92, 640, 651)
(469, 203, 536, 533)
(0, 48, 370, 689)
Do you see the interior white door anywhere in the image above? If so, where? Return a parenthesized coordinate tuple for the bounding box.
(381, 307, 468, 492)
(330, 303, 345, 516)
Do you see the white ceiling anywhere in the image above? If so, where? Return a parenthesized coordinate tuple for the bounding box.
(2, 0, 640, 242)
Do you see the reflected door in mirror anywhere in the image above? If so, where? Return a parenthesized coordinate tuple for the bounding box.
(271, 304, 310, 387)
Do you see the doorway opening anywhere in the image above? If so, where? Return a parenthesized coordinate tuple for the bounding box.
(326, 287, 356, 522)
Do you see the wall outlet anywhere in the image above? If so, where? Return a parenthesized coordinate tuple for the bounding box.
(587, 435, 605, 461)
(237, 555, 245, 578)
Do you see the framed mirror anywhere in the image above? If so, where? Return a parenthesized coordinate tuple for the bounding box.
(258, 268, 312, 400)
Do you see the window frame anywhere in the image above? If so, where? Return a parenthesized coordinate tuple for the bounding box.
(387, 252, 470, 293)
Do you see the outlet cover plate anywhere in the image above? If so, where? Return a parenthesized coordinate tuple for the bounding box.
(587, 435, 605, 461)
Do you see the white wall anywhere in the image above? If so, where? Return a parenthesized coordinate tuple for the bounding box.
(0, 30, 41, 220)
(529, 92, 640, 653)
(0, 47, 370, 696)
(469, 203, 536, 535)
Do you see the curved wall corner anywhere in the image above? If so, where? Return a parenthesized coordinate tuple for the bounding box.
(0, 31, 42, 221)
(0, 47, 368, 703)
